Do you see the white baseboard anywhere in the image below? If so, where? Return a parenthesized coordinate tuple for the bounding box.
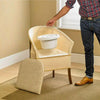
(0, 51, 99, 70)
(0, 49, 29, 69)
(72, 53, 100, 66)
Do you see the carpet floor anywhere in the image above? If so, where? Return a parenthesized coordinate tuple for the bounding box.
(0, 74, 100, 100)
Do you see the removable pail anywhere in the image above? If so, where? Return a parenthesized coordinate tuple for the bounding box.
(38, 34, 60, 49)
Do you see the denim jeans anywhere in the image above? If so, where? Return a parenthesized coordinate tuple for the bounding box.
(80, 17, 100, 78)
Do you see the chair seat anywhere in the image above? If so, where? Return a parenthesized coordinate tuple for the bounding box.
(37, 48, 69, 58)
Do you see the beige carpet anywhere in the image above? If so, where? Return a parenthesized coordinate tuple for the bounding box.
(0, 74, 100, 100)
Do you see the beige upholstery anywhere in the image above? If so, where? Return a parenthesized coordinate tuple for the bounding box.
(16, 58, 44, 94)
(29, 26, 74, 71)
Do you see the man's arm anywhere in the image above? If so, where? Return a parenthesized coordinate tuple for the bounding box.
(46, 6, 70, 26)
(52, 6, 70, 21)
(46, 0, 76, 26)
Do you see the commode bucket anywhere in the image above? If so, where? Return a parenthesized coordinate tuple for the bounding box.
(38, 34, 60, 49)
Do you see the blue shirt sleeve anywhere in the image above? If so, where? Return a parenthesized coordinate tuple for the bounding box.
(65, 0, 76, 9)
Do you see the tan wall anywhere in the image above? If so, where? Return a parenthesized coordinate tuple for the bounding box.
(30, 0, 56, 26)
(30, 0, 100, 56)
(0, 0, 30, 58)
(0, 0, 99, 59)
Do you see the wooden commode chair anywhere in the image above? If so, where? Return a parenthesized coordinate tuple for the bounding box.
(28, 26, 74, 84)
(16, 26, 74, 94)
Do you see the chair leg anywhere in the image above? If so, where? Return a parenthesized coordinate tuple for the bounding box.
(52, 70, 55, 78)
(68, 68, 72, 84)
(29, 41, 31, 58)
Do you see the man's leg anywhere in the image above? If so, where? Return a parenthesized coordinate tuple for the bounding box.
(81, 21, 94, 78)
(94, 18, 100, 44)
(75, 19, 94, 86)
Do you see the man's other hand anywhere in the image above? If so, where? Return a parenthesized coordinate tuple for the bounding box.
(46, 18, 56, 26)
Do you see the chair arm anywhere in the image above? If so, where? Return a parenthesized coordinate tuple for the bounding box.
(57, 31, 74, 54)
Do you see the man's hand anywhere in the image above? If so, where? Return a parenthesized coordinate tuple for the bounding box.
(46, 18, 56, 26)
(46, 6, 70, 26)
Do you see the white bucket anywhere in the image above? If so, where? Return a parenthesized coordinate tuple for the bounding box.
(38, 34, 60, 49)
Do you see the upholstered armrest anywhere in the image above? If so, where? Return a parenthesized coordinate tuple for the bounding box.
(57, 31, 74, 55)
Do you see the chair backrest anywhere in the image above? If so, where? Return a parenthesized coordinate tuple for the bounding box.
(28, 26, 74, 54)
